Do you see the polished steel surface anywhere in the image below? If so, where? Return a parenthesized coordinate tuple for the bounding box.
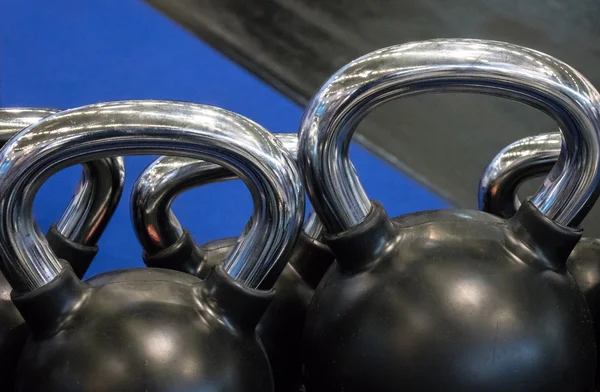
(0, 108, 57, 143)
(302, 212, 323, 239)
(146, 0, 600, 228)
(132, 133, 322, 254)
(298, 38, 600, 232)
(0, 108, 125, 246)
(55, 157, 125, 245)
(479, 132, 562, 218)
(0, 100, 304, 292)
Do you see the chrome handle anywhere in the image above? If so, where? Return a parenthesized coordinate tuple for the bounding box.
(0, 108, 125, 246)
(131, 133, 323, 253)
(299, 39, 600, 232)
(479, 132, 562, 218)
(0, 100, 304, 292)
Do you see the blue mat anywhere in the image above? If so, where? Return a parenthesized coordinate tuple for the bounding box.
(0, 0, 448, 277)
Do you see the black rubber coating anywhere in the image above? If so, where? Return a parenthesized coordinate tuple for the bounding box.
(288, 233, 333, 289)
(567, 238, 600, 390)
(0, 224, 100, 390)
(143, 229, 211, 278)
(303, 200, 595, 392)
(489, 201, 600, 391)
(142, 232, 334, 392)
(507, 199, 582, 271)
(324, 201, 395, 273)
(0, 274, 28, 392)
(45, 224, 98, 279)
(11, 263, 87, 338)
(14, 265, 275, 391)
(201, 265, 274, 331)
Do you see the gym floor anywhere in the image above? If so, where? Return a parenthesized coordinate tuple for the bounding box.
(1, 0, 447, 277)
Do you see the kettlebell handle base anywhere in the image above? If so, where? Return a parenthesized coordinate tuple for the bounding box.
(507, 199, 582, 271)
(200, 266, 274, 331)
(324, 202, 396, 273)
(142, 229, 210, 278)
(45, 224, 98, 279)
(11, 262, 88, 338)
(11, 262, 277, 337)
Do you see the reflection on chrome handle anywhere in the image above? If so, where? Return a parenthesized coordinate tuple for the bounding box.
(131, 133, 323, 254)
(0, 101, 304, 292)
(299, 39, 600, 232)
(0, 108, 125, 246)
(479, 132, 562, 218)
(56, 157, 125, 245)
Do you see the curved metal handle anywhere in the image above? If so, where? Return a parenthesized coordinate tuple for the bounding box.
(479, 132, 562, 218)
(131, 133, 323, 253)
(0, 108, 58, 143)
(0, 100, 304, 292)
(55, 157, 125, 245)
(0, 108, 125, 246)
(298, 38, 600, 232)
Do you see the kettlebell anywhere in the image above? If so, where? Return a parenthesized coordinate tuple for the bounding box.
(0, 107, 125, 391)
(131, 133, 332, 392)
(0, 100, 304, 392)
(0, 108, 125, 268)
(298, 39, 600, 392)
(479, 132, 562, 220)
(480, 131, 600, 390)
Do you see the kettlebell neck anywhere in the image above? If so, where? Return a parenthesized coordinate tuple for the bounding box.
(143, 230, 212, 279)
(11, 262, 89, 338)
(46, 223, 99, 279)
(507, 199, 582, 272)
(325, 201, 396, 274)
(288, 233, 334, 289)
(200, 266, 273, 332)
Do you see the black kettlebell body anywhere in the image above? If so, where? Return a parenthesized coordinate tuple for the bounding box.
(12, 265, 273, 392)
(569, 239, 600, 328)
(479, 134, 600, 390)
(0, 274, 29, 391)
(303, 202, 596, 392)
(257, 234, 332, 392)
(0, 226, 98, 391)
(144, 233, 333, 392)
(564, 238, 600, 390)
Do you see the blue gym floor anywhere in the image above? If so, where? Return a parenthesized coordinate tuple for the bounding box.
(0, 0, 448, 277)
